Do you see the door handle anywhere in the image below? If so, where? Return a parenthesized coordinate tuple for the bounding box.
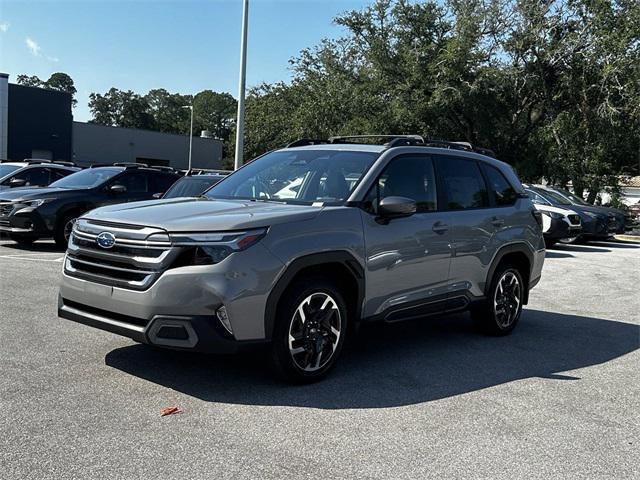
(491, 216, 505, 227)
(432, 221, 448, 234)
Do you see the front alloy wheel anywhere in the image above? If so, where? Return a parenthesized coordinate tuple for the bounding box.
(270, 279, 348, 382)
(288, 292, 342, 372)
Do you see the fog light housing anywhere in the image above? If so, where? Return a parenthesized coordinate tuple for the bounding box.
(216, 306, 233, 335)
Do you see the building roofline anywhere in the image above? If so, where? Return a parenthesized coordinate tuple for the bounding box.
(73, 121, 222, 142)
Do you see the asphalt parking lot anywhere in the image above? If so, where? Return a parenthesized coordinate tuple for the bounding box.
(0, 238, 638, 479)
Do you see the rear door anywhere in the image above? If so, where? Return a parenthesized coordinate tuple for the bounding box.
(109, 171, 152, 203)
(361, 154, 452, 319)
(435, 155, 498, 300)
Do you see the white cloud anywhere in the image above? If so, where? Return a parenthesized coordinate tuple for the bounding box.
(0, 22, 9, 33)
(26, 37, 41, 56)
(47, 56, 59, 63)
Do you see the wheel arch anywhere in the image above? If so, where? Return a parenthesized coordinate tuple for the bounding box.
(485, 243, 534, 305)
(264, 251, 365, 340)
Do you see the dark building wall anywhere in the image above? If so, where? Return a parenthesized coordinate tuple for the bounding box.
(7, 84, 72, 161)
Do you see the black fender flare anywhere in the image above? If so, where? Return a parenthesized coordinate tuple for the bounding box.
(485, 242, 535, 304)
(263, 251, 365, 340)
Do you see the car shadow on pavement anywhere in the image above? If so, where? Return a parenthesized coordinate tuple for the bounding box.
(552, 244, 611, 253)
(0, 239, 63, 252)
(587, 241, 640, 249)
(544, 251, 574, 258)
(105, 310, 639, 409)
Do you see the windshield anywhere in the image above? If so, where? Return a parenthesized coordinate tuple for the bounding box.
(164, 176, 223, 199)
(550, 187, 590, 206)
(205, 149, 379, 204)
(50, 167, 123, 189)
(535, 188, 572, 206)
(0, 165, 21, 179)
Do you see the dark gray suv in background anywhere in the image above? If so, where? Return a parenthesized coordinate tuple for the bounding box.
(58, 136, 545, 382)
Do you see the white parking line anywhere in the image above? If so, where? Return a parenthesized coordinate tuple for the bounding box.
(0, 253, 65, 262)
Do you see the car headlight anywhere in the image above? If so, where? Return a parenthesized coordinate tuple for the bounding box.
(16, 199, 47, 208)
(167, 228, 268, 265)
(546, 212, 563, 219)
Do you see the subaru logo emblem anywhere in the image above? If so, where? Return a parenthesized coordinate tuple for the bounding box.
(96, 231, 116, 249)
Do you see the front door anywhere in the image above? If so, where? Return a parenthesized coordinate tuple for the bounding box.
(361, 154, 452, 320)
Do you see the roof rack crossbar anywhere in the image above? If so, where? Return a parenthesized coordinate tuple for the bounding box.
(328, 134, 425, 144)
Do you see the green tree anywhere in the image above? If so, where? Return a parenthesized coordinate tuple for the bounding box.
(145, 88, 192, 134)
(16, 72, 78, 106)
(88, 88, 154, 130)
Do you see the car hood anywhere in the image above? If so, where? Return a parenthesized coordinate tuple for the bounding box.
(0, 187, 80, 202)
(84, 197, 324, 231)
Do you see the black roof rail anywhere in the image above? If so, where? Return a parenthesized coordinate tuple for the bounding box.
(88, 163, 115, 168)
(286, 138, 329, 148)
(22, 158, 53, 165)
(50, 160, 78, 167)
(112, 162, 148, 168)
(152, 166, 177, 173)
(328, 134, 425, 144)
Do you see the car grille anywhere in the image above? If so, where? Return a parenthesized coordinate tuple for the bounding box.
(567, 214, 581, 226)
(0, 202, 14, 218)
(64, 219, 181, 290)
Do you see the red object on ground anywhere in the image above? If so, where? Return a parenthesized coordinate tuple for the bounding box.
(160, 406, 183, 417)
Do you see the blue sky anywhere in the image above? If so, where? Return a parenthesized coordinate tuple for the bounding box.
(0, 0, 371, 121)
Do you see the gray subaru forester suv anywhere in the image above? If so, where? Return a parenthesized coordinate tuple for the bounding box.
(58, 136, 545, 382)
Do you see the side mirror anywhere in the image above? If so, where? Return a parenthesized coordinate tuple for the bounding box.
(109, 184, 127, 194)
(152, 192, 163, 199)
(378, 196, 417, 219)
(9, 178, 27, 188)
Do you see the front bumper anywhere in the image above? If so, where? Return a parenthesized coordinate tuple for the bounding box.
(58, 295, 265, 353)
(544, 217, 581, 241)
(58, 242, 285, 348)
(0, 208, 48, 235)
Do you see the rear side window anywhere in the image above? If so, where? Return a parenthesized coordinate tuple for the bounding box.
(152, 173, 179, 193)
(481, 164, 517, 206)
(51, 168, 75, 181)
(113, 172, 148, 193)
(436, 156, 489, 210)
(14, 167, 50, 186)
(365, 155, 437, 213)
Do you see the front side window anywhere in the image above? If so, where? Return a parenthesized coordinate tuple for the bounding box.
(13, 167, 50, 186)
(437, 156, 489, 210)
(113, 172, 148, 193)
(365, 155, 437, 213)
(206, 149, 379, 205)
(50, 167, 123, 189)
(482, 164, 517, 206)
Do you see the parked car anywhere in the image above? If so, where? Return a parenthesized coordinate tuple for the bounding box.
(58, 135, 545, 382)
(525, 188, 582, 248)
(0, 164, 179, 247)
(546, 185, 636, 234)
(0, 159, 79, 192)
(523, 184, 616, 242)
(159, 170, 230, 199)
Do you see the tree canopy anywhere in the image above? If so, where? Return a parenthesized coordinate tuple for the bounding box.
(16, 72, 78, 106)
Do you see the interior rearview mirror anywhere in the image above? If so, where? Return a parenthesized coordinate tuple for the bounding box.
(378, 196, 417, 220)
(109, 184, 127, 194)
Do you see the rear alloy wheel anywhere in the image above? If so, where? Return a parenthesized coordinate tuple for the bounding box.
(270, 279, 348, 382)
(472, 264, 524, 336)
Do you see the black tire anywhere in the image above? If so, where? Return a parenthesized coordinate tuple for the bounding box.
(472, 264, 524, 336)
(9, 233, 37, 245)
(269, 277, 349, 383)
(53, 212, 79, 248)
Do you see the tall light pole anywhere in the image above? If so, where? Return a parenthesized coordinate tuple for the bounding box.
(234, 0, 249, 170)
(183, 105, 194, 170)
